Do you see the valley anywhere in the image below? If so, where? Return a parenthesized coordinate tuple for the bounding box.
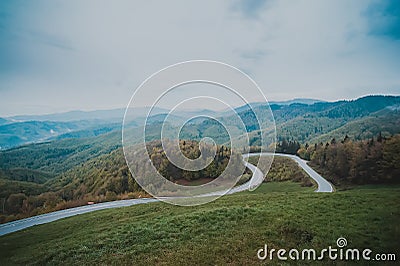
(0, 95, 399, 223)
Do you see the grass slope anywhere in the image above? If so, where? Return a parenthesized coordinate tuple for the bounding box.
(0, 183, 399, 265)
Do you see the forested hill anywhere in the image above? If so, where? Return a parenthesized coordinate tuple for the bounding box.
(2, 95, 399, 150)
(0, 130, 122, 177)
(0, 140, 236, 223)
(299, 134, 400, 187)
(242, 95, 400, 145)
(0, 95, 400, 223)
(1, 95, 399, 184)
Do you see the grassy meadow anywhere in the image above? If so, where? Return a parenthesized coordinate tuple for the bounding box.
(0, 182, 399, 265)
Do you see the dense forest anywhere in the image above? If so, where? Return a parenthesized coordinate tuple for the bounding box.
(232, 96, 400, 147)
(275, 138, 301, 154)
(143, 140, 240, 182)
(0, 140, 241, 223)
(0, 149, 140, 223)
(298, 134, 400, 186)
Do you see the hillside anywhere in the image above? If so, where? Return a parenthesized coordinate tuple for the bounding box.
(2, 95, 399, 153)
(0, 121, 187, 196)
(0, 183, 398, 265)
(303, 134, 400, 187)
(3, 95, 399, 150)
(48, 139, 238, 199)
(266, 95, 399, 143)
(0, 96, 398, 180)
(9, 107, 170, 122)
(0, 120, 119, 150)
(0, 168, 53, 184)
(0, 179, 46, 200)
(0, 118, 9, 126)
(0, 130, 122, 175)
(0, 139, 241, 223)
(310, 109, 400, 143)
(226, 96, 400, 146)
(1, 95, 400, 223)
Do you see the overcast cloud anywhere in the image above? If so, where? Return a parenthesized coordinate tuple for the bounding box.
(0, 0, 399, 116)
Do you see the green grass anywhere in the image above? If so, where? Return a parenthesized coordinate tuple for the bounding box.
(0, 183, 399, 265)
(243, 181, 315, 193)
(248, 156, 315, 187)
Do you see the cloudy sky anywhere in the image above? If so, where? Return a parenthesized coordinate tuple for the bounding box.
(0, 0, 399, 116)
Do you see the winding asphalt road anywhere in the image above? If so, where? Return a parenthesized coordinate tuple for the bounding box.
(0, 152, 333, 236)
(243, 152, 334, 193)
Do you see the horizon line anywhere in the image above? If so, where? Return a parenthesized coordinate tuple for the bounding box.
(2, 93, 399, 118)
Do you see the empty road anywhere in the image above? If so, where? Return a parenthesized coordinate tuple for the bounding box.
(0, 152, 332, 236)
(243, 152, 334, 192)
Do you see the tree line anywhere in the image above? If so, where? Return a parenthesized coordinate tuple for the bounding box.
(0, 139, 241, 223)
(298, 133, 400, 186)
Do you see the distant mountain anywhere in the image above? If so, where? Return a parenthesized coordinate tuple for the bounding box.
(0, 130, 122, 176)
(0, 135, 24, 150)
(9, 106, 169, 122)
(10, 109, 124, 122)
(0, 120, 173, 176)
(144, 113, 188, 125)
(2, 98, 328, 123)
(2, 95, 399, 150)
(229, 102, 266, 115)
(4, 93, 395, 188)
(52, 123, 124, 141)
(270, 98, 326, 106)
(219, 98, 326, 117)
(173, 109, 219, 119)
(0, 107, 171, 149)
(0, 120, 118, 150)
(0, 118, 9, 126)
(248, 95, 400, 144)
(310, 108, 400, 143)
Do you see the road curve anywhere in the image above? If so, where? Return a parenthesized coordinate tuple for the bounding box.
(0, 152, 332, 236)
(0, 198, 159, 236)
(244, 152, 334, 193)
